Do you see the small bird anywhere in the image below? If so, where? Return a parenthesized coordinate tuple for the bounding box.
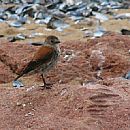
(14, 35, 60, 89)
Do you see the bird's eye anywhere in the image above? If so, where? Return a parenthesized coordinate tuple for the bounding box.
(51, 39, 53, 43)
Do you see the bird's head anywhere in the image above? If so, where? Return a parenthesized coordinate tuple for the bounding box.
(45, 35, 60, 45)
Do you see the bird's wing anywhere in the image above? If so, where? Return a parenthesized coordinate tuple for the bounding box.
(15, 46, 55, 80)
(32, 46, 54, 62)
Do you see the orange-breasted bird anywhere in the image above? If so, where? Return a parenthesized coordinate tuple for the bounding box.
(14, 35, 60, 89)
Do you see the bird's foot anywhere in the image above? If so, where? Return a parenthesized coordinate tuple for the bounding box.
(40, 83, 53, 89)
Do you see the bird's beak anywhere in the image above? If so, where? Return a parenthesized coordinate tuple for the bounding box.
(55, 39, 60, 44)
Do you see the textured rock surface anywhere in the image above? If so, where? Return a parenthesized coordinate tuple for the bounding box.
(0, 34, 130, 129)
(0, 78, 130, 130)
(0, 34, 130, 83)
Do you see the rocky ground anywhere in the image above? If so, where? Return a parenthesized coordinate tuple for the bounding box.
(0, 7, 130, 130)
(0, 33, 130, 130)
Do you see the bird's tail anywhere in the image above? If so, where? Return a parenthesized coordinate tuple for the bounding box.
(14, 73, 23, 81)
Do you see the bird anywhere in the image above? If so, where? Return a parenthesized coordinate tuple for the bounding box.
(14, 35, 61, 89)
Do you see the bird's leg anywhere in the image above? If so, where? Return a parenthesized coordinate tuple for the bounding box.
(41, 74, 52, 89)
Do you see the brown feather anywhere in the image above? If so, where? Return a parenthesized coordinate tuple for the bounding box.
(33, 46, 54, 62)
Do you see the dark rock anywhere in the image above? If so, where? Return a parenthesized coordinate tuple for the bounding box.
(121, 29, 130, 35)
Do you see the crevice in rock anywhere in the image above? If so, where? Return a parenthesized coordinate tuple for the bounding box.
(0, 49, 18, 74)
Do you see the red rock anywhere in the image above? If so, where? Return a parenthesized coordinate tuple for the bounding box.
(0, 78, 129, 129)
(0, 34, 130, 83)
(0, 34, 130, 129)
(0, 40, 37, 82)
